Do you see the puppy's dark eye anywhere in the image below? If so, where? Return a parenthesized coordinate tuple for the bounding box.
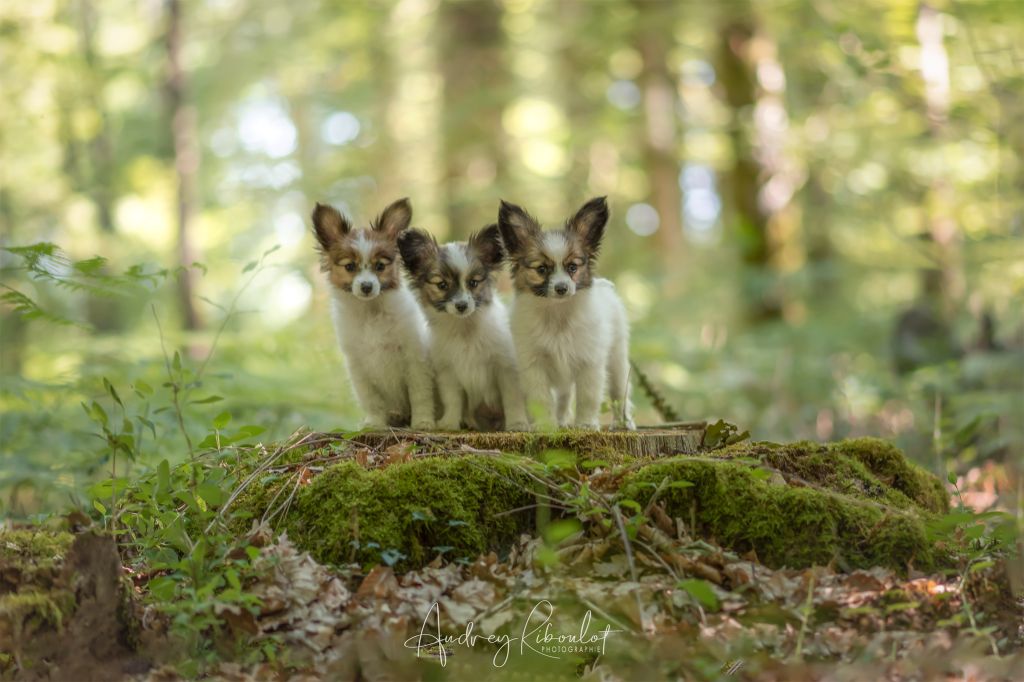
(375, 262, 387, 272)
(437, 281, 448, 291)
(468, 278, 480, 289)
(343, 263, 356, 272)
(567, 263, 578, 275)
(536, 265, 548, 275)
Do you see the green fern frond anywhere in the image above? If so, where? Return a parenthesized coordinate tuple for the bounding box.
(0, 286, 77, 327)
(3, 242, 167, 298)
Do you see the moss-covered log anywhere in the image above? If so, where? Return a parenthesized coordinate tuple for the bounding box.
(231, 432, 949, 574)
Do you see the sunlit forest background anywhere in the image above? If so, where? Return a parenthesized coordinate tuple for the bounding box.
(1, 0, 1021, 518)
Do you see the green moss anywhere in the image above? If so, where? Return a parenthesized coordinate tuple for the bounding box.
(239, 455, 537, 570)
(716, 438, 948, 514)
(833, 438, 949, 514)
(0, 531, 76, 652)
(232, 436, 948, 574)
(0, 529, 74, 591)
(619, 457, 936, 572)
(0, 589, 74, 632)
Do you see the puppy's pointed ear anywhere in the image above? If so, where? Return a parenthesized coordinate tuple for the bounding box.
(497, 200, 540, 257)
(311, 202, 351, 249)
(397, 228, 437, 275)
(567, 196, 608, 257)
(469, 224, 505, 268)
(373, 198, 413, 239)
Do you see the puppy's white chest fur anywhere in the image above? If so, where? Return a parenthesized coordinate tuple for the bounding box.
(330, 287, 433, 428)
(511, 278, 634, 429)
(429, 298, 527, 430)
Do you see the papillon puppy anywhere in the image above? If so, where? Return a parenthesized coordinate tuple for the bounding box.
(497, 197, 635, 430)
(398, 225, 529, 431)
(311, 198, 435, 430)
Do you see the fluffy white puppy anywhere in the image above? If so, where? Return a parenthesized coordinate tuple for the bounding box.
(311, 198, 434, 429)
(497, 197, 635, 430)
(398, 224, 528, 431)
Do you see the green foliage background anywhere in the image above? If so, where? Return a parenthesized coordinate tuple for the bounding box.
(1, 0, 1021, 516)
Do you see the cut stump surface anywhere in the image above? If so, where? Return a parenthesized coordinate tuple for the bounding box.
(341, 421, 707, 458)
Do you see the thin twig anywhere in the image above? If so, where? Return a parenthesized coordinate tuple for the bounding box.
(152, 305, 194, 459)
(209, 429, 317, 532)
(793, 572, 816, 660)
(633, 538, 679, 580)
(493, 502, 569, 518)
(612, 503, 648, 631)
(578, 596, 636, 635)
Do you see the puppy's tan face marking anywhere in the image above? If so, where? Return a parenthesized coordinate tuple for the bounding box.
(311, 199, 411, 300)
(324, 230, 400, 295)
(497, 198, 608, 299)
(399, 224, 504, 318)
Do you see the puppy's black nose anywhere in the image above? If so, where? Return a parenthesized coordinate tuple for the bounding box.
(360, 282, 373, 294)
(554, 283, 569, 296)
(455, 301, 468, 313)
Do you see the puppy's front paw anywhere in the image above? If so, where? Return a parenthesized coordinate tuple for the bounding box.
(361, 417, 387, 430)
(506, 421, 530, 432)
(613, 418, 637, 431)
(437, 418, 462, 432)
(574, 420, 601, 431)
(412, 419, 436, 431)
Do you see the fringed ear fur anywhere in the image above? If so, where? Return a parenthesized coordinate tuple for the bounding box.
(497, 200, 541, 257)
(373, 198, 413, 240)
(397, 228, 438, 275)
(469, 223, 505, 268)
(311, 202, 351, 249)
(566, 196, 609, 257)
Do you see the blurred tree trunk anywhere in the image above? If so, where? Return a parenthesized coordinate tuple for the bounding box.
(164, 0, 202, 331)
(440, 0, 506, 235)
(716, 13, 798, 322)
(915, 2, 962, 317)
(634, 0, 683, 257)
(383, 1, 444, 234)
(891, 2, 963, 374)
(75, 0, 115, 233)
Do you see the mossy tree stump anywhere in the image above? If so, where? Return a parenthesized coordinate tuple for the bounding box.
(230, 429, 950, 575)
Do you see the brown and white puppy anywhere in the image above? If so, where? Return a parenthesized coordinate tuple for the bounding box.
(497, 197, 634, 430)
(312, 198, 434, 429)
(398, 225, 528, 431)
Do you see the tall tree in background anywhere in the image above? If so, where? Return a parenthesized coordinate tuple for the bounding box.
(634, 0, 683, 257)
(73, 0, 115, 233)
(165, 0, 202, 331)
(440, 0, 507, 235)
(916, 2, 962, 317)
(716, 9, 797, 322)
(891, 2, 963, 373)
(383, 0, 444, 234)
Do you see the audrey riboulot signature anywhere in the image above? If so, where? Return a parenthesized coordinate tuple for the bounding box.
(403, 599, 622, 668)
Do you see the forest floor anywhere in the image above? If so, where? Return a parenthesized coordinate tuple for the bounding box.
(2, 428, 1021, 681)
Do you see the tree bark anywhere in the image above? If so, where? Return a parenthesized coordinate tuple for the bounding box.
(716, 14, 796, 322)
(439, 0, 506, 236)
(164, 0, 202, 331)
(915, 2, 962, 317)
(75, 0, 115, 233)
(634, 1, 683, 256)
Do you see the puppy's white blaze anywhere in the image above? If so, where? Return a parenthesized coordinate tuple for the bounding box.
(354, 232, 374, 260)
(542, 232, 569, 260)
(444, 244, 472, 274)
